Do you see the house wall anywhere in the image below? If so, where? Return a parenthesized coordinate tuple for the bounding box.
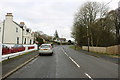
(0, 22, 3, 43)
(23, 28, 34, 44)
(3, 14, 22, 44)
(1, 13, 34, 45)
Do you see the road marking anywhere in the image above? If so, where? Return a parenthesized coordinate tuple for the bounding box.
(62, 48, 80, 68)
(69, 57, 80, 68)
(29, 57, 38, 64)
(62, 48, 68, 57)
(85, 73, 93, 80)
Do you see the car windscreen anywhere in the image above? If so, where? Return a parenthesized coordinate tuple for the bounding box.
(41, 45, 50, 48)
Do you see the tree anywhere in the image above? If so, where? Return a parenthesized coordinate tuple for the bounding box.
(72, 1, 116, 47)
(106, 10, 120, 45)
(54, 30, 59, 40)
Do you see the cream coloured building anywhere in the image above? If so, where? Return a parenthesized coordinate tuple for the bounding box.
(0, 21, 3, 43)
(0, 13, 34, 44)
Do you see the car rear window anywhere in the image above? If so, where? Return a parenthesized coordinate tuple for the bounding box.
(41, 45, 50, 48)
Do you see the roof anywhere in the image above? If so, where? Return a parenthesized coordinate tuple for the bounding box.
(13, 21, 24, 29)
(58, 38, 66, 41)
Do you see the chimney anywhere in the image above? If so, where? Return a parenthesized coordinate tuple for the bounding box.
(5, 13, 13, 21)
(118, 1, 120, 8)
(20, 22, 25, 25)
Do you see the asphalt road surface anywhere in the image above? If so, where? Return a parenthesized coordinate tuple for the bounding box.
(6, 45, 118, 79)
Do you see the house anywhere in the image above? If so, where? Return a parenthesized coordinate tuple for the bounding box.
(58, 38, 66, 43)
(54, 37, 66, 43)
(0, 13, 34, 44)
(20, 22, 34, 44)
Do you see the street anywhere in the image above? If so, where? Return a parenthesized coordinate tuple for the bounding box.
(6, 45, 118, 79)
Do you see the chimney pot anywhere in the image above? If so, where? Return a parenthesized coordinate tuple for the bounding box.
(20, 22, 25, 25)
(6, 13, 13, 16)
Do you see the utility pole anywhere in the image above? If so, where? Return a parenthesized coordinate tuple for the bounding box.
(117, 1, 120, 44)
(75, 26, 77, 50)
(87, 25, 90, 52)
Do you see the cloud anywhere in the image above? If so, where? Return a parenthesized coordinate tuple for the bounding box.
(0, 0, 119, 40)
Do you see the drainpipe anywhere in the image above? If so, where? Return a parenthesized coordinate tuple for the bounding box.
(2, 20, 5, 44)
(22, 28, 23, 44)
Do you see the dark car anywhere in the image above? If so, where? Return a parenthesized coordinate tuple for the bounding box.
(11, 44, 25, 53)
(2, 45, 11, 55)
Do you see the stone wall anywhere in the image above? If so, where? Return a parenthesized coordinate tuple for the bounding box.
(82, 45, 120, 54)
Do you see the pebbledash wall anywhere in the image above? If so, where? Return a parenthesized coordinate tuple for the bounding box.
(82, 45, 120, 54)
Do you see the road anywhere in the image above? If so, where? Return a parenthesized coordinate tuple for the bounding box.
(6, 45, 118, 79)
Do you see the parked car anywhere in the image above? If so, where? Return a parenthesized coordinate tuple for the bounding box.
(11, 44, 25, 53)
(2, 45, 11, 55)
(39, 44, 53, 56)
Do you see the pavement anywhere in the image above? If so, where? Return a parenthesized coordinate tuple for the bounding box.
(2, 50, 39, 77)
(2, 45, 118, 79)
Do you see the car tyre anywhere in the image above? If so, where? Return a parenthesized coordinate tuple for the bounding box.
(39, 53, 42, 56)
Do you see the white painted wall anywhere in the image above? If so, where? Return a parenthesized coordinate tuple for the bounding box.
(118, 1, 120, 7)
(3, 15, 22, 44)
(1, 13, 34, 45)
(2, 44, 37, 61)
(0, 22, 3, 43)
(0, 43, 2, 62)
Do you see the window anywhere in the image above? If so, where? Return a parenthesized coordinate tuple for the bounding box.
(30, 40, 32, 44)
(17, 37, 19, 44)
(16, 27, 18, 32)
(24, 38, 26, 44)
(0, 27, 1, 32)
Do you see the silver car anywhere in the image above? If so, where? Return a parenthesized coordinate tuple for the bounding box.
(39, 44, 53, 56)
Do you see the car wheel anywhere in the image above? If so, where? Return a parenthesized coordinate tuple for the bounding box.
(50, 52, 53, 56)
(39, 53, 42, 56)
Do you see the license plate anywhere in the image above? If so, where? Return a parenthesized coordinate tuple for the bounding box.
(43, 49, 48, 50)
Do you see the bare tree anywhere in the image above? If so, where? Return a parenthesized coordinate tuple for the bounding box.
(72, 1, 114, 47)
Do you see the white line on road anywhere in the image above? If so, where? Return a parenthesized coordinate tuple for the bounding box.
(69, 57, 80, 68)
(62, 48, 80, 68)
(29, 57, 38, 64)
(62, 48, 69, 57)
(85, 73, 93, 80)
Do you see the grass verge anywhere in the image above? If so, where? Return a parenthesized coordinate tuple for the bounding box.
(2, 50, 38, 62)
(69, 45, 82, 50)
(69, 45, 120, 58)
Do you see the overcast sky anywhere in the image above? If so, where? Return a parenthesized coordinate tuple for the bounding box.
(0, 0, 119, 40)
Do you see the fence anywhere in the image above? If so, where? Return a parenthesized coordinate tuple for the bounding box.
(1, 44, 37, 61)
(82, 45, 120, 54)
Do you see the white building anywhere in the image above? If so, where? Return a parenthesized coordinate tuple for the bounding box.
(0, 13, 34, 44)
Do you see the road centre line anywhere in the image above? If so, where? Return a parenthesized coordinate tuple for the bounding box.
(62, 47, 93, 79)
(61, 48, 69, 57)
(85, 73, 93, 80)
(61, 48, 80, 68)
(69, 57, 80, 68)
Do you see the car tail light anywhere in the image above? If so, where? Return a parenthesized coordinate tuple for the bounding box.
(50, 45, 52, 49)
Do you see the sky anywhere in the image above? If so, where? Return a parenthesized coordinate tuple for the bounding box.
(0, 0, 120, 40)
